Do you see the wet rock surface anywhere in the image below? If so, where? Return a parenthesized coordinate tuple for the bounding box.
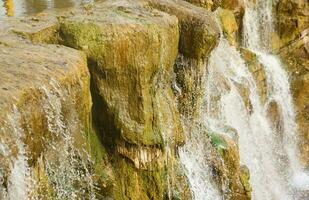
(3, 0, 309, 199)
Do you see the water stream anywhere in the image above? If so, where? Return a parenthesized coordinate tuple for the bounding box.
(243, 0, 309, 195)
(0, 80, 97, 200)
(181, 0, 309, 199)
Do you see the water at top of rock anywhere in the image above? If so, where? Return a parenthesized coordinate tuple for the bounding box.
(0, 0, 95, 18)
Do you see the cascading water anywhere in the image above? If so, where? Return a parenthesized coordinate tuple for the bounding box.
(179, 122, 222, 200)
(6, 107, 30, 200)
(177, 58, 222, 200)
(204, 38, 290, 199)
(243, 0, 309, 196)
(181, 0, 309, 198)
(0, 80, 97, 200)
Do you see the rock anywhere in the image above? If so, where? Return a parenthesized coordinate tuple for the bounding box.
(240, 48, 268, 105)
(274, 0, 309, 50)
(147, 0, 220, 60)
(266, 101, 283, 134)
(0, 30, 113, 198)
(59, 0, 184, 147)
(218, 8, 239, 46)
(185, 0, 244, 13)
(184, 0, 214, 10)
(147, 0, 220, 117)
(55, 1, 188, 198)
(209, 132, 251, 200)
(213, 0, 244, 12)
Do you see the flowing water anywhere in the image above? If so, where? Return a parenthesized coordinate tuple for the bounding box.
(0, 80, 97, 200)
(243, 0, 309, 196)
(181, 0, 309, 199)
(204, 37, 292, 199)
(179, 122, 222, 200)
(0, 0, 94, 18)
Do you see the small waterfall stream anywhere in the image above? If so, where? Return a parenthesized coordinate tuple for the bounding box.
(179, 123, 222, 200)
(1, 80, 97, 200)
(243, 0, 309, 196)
(181, 0, 309, 199)
(204, 38, 289, 199)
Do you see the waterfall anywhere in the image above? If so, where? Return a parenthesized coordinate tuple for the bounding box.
(179, 123, 222, 200)
(1, 80, 97, 200)
(177, 57, 222, 200)
(243, 0, 309, 195)
(6, 106, 30, 200)
(204, 38, 289, 199)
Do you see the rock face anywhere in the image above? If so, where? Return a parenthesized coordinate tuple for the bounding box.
(0, 30, 114, 199)
(148, 0, 220, 116)
(274, 0, 309, 49)
(208, 131, 252, 200)
(56, 1, 189, 198)
(186, 0, 244, 45)
(59, 1, 183, 147)
(0, 0, 254, 199)
(219, 9, 239, 46)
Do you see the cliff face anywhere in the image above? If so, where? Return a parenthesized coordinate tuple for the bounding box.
(0, 0, 308, 199)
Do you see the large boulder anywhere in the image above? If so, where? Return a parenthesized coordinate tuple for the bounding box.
(0, 29, 113, 198)
(59, 0, 184, 148)
(56, 1, 188, 199)
(218, 8, 239, 46)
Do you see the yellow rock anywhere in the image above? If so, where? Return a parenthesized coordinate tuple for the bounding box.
(219, 9, 239, 46)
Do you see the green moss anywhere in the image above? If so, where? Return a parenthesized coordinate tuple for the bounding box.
(112, 157, 167, 200)
(85, 127, 114, 187)
(208, 132, 227, 156)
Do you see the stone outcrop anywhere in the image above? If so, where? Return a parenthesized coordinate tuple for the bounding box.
(218, 8, 239, 46)
(0, 0, 253, 199)
(54, 1, 190, 198)
(185, 0, 244, 13)
(273, 0, 309, 50)
(59, 1, 184, 147)
(0, 29, 114, 198)
(185, 0, 244, 44)
(209, 131, 252, 200)
(273, 0, 309, 166)
(147, 0, 220, 116)
(240, 48, 268, 105)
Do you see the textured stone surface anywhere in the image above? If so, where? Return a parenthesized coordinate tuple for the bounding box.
(147, 0, 220, 61)
(209, 131, 251, 200)
(219, 8, 239, 46)
(274, 0, 309, 50)
(0, 0, 257, 199)
(0, 29, 113, 198)
(147, 0, 220, 117)
(59, 1, 184, 147)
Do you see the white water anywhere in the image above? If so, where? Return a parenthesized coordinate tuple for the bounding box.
(204, 38, 290, 199)
(179, 123, 222, 200)
(179, 1, 302, 197)
(243, 0, 309, 196)
(6, 106, 30, 200)
(1, 80, 97, 200)
(177, 57, 222, 200)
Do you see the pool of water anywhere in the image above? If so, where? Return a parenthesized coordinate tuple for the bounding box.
(0, 0, 93, 18)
